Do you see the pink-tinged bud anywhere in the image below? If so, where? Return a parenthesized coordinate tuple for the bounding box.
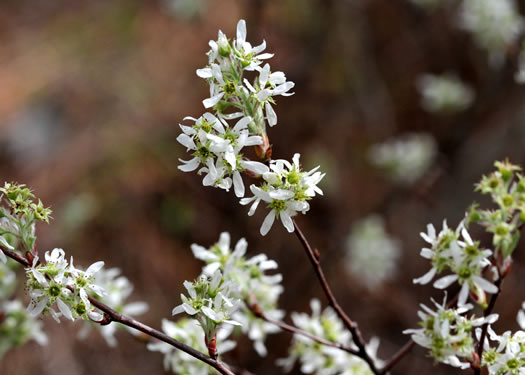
(205, 333, 218, 359)
(470, 284, 487, 310)
(470, 351, 481, 369)
(502, 258, 513, 278)
(255, 134, 272, 161)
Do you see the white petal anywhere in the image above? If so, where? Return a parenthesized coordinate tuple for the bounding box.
(178, 157, 200, 172)
(413, 267, 437, 285)
(265, 102, 277, 126)
(86, 261, 104, 276)
(473, 276, 498, 294)
(57, 298, 74, 321)
(236, 19, 247, 44)
(280, 211, 294, 233)
(196, 68, 212, 78)
(233, 116, 252, 132)
(240, 160, 269, 175)
(233, 171, 245, 198)
(0, 236, 14, 250)
(260, 211, 276, 236)
(433, 274, 458, 289)
(202, 92, 225, 108)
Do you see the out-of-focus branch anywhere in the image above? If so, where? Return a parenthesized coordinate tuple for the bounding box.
(0, 245, 237, 375)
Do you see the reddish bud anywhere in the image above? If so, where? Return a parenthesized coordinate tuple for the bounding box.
(255, 134, 272, 161)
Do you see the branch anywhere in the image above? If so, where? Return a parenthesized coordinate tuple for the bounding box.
(0, 245, 237, 375)
(247, 302, 359, 356)
(292, 220, 380, 375)
(474, 277, 504, 375)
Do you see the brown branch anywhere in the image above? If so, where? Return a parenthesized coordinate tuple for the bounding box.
(379, 340, 415, 374)
(247, 302, 359, 356)
(0, 245, 237, 375)
(474, 277, 504, 375)
(292, 220, 380, 375)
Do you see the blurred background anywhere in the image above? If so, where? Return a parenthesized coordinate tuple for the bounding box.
(1, 0, 525, 374)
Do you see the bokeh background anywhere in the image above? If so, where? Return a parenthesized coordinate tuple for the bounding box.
(1, 0, 525, 374)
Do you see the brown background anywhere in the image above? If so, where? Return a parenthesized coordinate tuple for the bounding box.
(1, 0, 525, 374)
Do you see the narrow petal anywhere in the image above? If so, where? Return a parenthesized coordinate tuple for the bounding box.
(202, 92, 224, 108)
(433, 274, 458, 289)
(280, 211, 294, 232)
(233, 171, 245, 198)
(260, 210, 276, 236)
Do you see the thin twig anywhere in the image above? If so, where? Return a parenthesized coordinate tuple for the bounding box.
(378, 340, 415, 374)
(0, 245, 237, 375)
(247, 302, 359, 356)
(292, 220, 380, 375)
(474, 278, 504, 375)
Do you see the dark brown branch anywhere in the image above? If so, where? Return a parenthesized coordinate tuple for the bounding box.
(474, 277, 504, 375)
(247, 302, 359, 356)
(292, 220, 380, 375)
(0, 245, 236, 375)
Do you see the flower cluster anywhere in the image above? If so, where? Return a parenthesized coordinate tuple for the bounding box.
(472, 160, 525, 262)
(172, 269, 241, 356)
(345, 215, 401, 290)
(0, 182, 52, 257)
(417, 73, 474, 113)
(482, 328, 525, 374)
(177, 113, 268, 197)
(191, 232, 284, 356)
(78, 267, 148, 347)
(0, 300, 48, 360)
(459, 0, 523, 65)
(148, 318, 236, 375)
(277, 299, 382, 375)
(177, 19, 325, 236)
(368, 133, 437, 185)
(404, 296, 498, 369)
(414, 220, 497, 308)
(25, 248, 105, 322)
(241, 153, 325, 235)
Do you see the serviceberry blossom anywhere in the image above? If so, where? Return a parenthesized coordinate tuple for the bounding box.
(403, 296, 498, 369)
(78, 267, 148, 347)
(414, 220, 496, 307)
(191, 232, 284, 356)
(177, 113, 268, 197)
(417, 73, 474, 113)
(459, 0, 524, 65)
(241, 153, 325, 235)
(0, 300, 48, 359)
(148, 318, 236, 375)
(345, 215, 401, 290)
(25, 248, 106, 322)
(368, 133, 437, 185)
(197, 19, 294, 133)
(481, 327, 525, 374)
(277, 299, 382, 375)
(172, 269, 241, 354)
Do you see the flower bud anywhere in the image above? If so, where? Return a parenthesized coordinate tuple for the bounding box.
(255, 134, 272, 161)
(469, 283, 487, 309)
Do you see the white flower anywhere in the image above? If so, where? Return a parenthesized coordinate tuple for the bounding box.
(459, 0, 523, 65)
(418, 73, 474, 113)
(278, 299, 382, 374)
(345, 215, 401, 290)
(148, 318, 236, 374)
(77, 267, 148, 346)
(369, 133, 437, 184)
(403, 295, 498, 369)
(241, 154, 324, 236)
